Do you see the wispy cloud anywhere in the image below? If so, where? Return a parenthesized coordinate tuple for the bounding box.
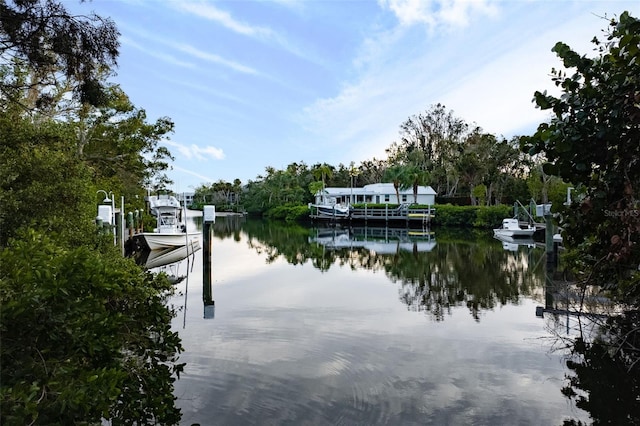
(175, 2, 273, 38)
(164, 140, 225, 161)
(120, 25, 257, 75)
(379, 0, 498, 29)
(171, 165, 216, 183)
(172, 1, 325, 66)
(121, 36, 196, 69)
(173, 43, 259, 75)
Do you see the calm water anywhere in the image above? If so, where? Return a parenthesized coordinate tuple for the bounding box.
(160, 214, 589, 426)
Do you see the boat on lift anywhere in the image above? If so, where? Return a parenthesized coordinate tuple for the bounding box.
(135, 194, 200, 250)
(493, 218, 536, 238)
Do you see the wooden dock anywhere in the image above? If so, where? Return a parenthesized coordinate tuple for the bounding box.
(310, 205, 435, 224)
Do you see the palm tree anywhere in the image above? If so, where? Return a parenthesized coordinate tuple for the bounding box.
(311, 163, 333, 202)
(403, 166, 430, 204)
(384, 165, 405, 204)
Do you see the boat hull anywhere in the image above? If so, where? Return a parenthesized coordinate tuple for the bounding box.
(312, 204, 351, 218)
(493, 228, 536, 238)
(137, 231, 200, 251)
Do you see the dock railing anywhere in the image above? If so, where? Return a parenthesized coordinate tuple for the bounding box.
(349, 204, 435, 223)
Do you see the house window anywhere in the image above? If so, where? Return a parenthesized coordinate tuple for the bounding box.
(402, 195, 407, 202)
(384, 194, 390, 202)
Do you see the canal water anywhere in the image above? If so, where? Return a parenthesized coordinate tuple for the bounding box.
(159, 214, 589, 425)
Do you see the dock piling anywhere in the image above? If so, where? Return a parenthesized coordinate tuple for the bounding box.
(203, 205, 216, 319)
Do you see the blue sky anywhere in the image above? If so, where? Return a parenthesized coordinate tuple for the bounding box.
(69, 0, 638, 192)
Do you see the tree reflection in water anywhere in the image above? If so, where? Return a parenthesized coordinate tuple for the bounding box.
(541, 265, 640, 425)
(552, 303, 640, 425)
(209, 217, 639, 424)
(230, 219, 545, 321)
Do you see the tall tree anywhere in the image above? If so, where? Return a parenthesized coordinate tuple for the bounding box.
(523, 11, 640, 300)
(387, 104, 469, 196)
(0, 0, 119, 108)
(74, 85, 175, 193)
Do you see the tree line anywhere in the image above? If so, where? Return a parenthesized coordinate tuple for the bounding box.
(196, 104, 572, 215)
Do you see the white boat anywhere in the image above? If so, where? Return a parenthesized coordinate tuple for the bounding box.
(136, 194, 200, 250)
(493, 218, 536, 238)
(309, 202, 351, 218)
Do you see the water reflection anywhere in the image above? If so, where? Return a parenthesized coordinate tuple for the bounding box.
(235, 222, 544, 322)
(538, 264, 640, 425)
(172, 217, 599, 425)
(135, 241, 201, 270)
(559, 310, 640, 425)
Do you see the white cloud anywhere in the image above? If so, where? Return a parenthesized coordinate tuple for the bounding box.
(164, 140, 225, 161)
(195, 146, 226, 161)
(379, 0, 499, 29)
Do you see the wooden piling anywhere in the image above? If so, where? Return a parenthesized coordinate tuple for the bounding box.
(203, 206, 215, 319)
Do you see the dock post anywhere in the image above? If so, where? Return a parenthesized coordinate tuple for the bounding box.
(127, 211, 134, 239)
(545, 211, 554, 266)
(203, 205, 216, 319)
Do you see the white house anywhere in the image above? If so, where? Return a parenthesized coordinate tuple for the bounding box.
(315, 183, 436, 206)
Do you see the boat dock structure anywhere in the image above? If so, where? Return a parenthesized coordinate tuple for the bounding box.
(310, 203, 435, 225)
(309, 183, 436, 225)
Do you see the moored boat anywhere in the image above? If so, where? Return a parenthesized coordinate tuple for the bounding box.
(134, 194, 200, 250)
(493, 218, 536, 238)
(309, 202, 351, 218)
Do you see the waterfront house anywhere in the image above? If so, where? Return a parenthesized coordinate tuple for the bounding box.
(315, 183, 436, 206)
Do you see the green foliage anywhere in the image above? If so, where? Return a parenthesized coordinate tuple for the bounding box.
(431, 204, 478, 227)
(264, 204, 310, 222)
(77, 86, 176, 192)
(0, 231, 184, 425)
(473, 205, 512, 228)
(524, 11, 640, 300)
(0, 3, 184, 423)
(472, 184, 487, 206)
(430, 204, 511, 228)
(243, 165, 315, 214)
(0, 115, 96, 247)
(308, 180, 323, 197)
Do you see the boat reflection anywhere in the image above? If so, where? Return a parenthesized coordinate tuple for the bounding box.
(135, 240, 201, 271)
(493, 234, 536, 251)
